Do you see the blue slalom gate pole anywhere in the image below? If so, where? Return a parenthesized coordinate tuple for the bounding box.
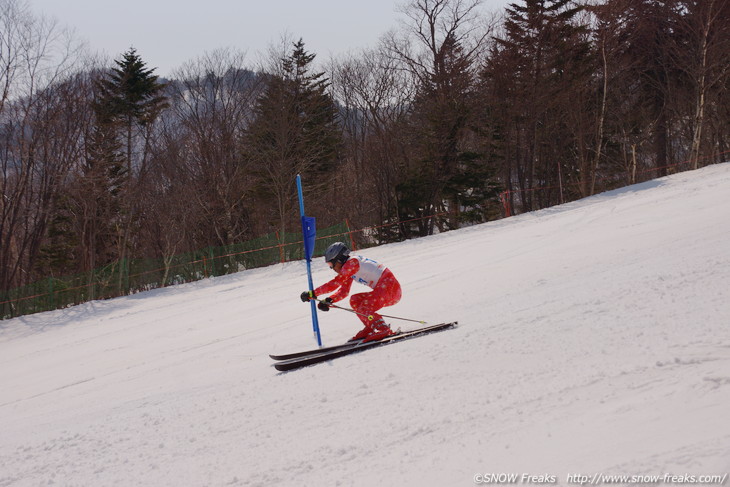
(296, 174, 322, 346)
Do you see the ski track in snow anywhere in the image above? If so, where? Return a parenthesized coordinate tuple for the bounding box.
(1, 164, 729, 486)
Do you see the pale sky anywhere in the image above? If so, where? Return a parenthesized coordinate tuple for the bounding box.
(28, 0, 510, 78)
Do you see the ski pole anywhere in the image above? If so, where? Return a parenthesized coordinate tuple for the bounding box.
(313, 298, 428, 325)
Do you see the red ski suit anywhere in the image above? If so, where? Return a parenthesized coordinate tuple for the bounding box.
(314, 255, 401, 328)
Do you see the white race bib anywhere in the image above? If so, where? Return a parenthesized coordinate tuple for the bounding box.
(350, 255, 386, 288)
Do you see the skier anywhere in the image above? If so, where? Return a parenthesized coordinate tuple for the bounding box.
(300, 242, 402, 342)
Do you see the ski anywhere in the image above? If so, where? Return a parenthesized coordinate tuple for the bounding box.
(269, 340, 364, 361)
(272, 322, 457, 372)
(270, 322, 456, 361)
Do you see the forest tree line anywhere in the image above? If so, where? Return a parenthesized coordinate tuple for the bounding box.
(2, 0, 729, 292)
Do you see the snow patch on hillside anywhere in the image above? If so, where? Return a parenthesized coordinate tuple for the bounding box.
(1, 164, 729, 486)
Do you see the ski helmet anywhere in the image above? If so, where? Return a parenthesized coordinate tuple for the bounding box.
(324, 242, 350, 265)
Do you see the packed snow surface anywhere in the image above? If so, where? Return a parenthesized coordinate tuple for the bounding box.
(1, 164, 730, 487)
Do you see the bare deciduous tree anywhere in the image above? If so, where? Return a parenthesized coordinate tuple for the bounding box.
(672, 0, 730, 168)
(328, 46, 416, 233)
(0, 0, 85, 296)
(384, 0, 494, 234)
(165, 48, 260, 246)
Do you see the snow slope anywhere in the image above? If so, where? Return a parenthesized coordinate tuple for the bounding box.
(1, 164, 729, 487)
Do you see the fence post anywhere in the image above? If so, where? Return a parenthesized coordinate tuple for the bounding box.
(500, 191, 512, 217)
(123, 258, 130, 295)
(87, 272, 96, 301)
(48, 277, 55, 312)
(208, 247, 216, 277)
(276, 231, 285, 263)
(346, 219, 357, 251)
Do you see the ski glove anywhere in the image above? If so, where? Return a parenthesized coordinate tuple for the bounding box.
(300, 291, 316, 302)
(318, 298, 333, 312)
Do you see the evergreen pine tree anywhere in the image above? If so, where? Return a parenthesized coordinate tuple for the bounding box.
(615, 0, 680, 177)
(246, 39, 342, 239)
(37, 193, 79, 277)
(485, 0, 589, 211)
(400, 32, 499, 235)
(93, 48, 168, 291)
(82, 120, 127, 270)
(95, 47, 168, 174)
